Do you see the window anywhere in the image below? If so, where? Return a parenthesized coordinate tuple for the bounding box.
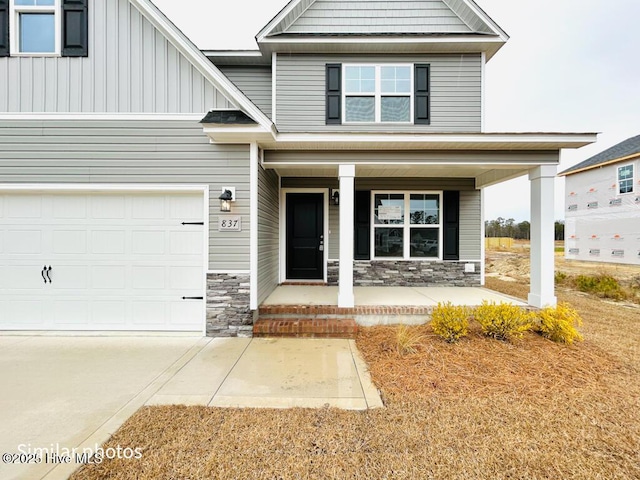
(11, 0, 58, 54)
(1, 0, 88, 57)
(618, 164, 634, 194)
(373, 192, 442, 260)
(344, 65, 412, 123)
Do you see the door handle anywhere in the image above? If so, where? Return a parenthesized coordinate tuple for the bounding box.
(42, 266, 48, 284)
(45, 266, 52, 284)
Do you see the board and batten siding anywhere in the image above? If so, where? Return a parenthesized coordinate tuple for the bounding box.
(280, 177, 480, 259)
(284, 0, 472, 34)
(218, 66, 273, 119)
(0, 0, 233, 113)
(276, 54, 481, 133)
(0, 120, 250, 271)
(257, 164, 280, 304)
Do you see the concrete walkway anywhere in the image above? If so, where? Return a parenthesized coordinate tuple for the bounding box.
(0, 336, 381, 480)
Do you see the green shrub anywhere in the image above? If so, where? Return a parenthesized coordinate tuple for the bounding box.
(555, 271, 568, 284)
(573, 274, 626, 300)
(430, 302, 471, 343)
(395, 324, 425, 356)
(534, 303, 583, 344)
(473, 301, 533, 341)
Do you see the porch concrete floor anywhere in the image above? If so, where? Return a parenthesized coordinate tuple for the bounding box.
(262, 286, 527, 307)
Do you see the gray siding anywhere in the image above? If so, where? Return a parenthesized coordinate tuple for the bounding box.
(281, 177, 480, 260)
(257, 164, 280, 304)
(459, 189, 482, 260)
(219, 66, 273, 119)
(443, 0, 494, 33)
(276, 54, 481, 133)
(0, 0, 233, 113)
(0, 120, 249, 270)
(269, 0, 316, 35)
(285, 0, 471, 34)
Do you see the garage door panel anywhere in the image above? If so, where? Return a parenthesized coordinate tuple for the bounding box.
(169, 266, 203, 290)
(91, 196, 126, 219)
(6, 230, 43, 254)
(132, 196, 166, 219)
(91, 302, 128, 325)
(53, 300, 89, 325)
(91, 230, 126, 255)
(132, 266, 166, 290)
(91, 265, 127, 289)
(53, 196, 87, 219)
(132, 231, 166, 255)
(7, 196, 42, 218)
(1, 191, 205, 332)
(53, 230, 87, 254)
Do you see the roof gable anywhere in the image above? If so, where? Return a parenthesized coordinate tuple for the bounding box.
(560, 134, 640, 176)
(258, 0, 506, 39)
(130, 0, 273, 129)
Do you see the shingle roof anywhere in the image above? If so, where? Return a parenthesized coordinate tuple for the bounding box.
(200, 110, 257, 125)
(560, 134, 640, 176)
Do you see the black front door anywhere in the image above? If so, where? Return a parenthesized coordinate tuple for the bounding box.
(286, 193, 324, 280)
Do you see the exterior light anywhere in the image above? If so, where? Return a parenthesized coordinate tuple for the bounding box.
(332, 189, 339, 206)
(219, 189, 233, 212)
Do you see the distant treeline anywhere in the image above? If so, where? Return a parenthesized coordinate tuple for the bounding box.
(485, 217, 565, 241)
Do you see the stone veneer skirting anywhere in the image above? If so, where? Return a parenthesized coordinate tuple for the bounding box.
(206, 273, 253, 337)
(327, 260, 481, 287)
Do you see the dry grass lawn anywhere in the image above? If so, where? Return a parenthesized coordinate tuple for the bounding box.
(72, 279, 640, 480)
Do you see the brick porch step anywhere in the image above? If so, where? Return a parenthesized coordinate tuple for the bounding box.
(253, 318, 358, 339)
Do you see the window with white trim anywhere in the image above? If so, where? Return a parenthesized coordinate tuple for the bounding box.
(372, 191, 442, 260)
(10, 0, 59, 54)
(618, 164, 634, 194)
(344, 64, 413, 123)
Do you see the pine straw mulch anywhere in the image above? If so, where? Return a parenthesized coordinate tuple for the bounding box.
(72, 279, 640, 480)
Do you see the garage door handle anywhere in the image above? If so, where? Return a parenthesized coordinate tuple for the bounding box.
(182, 296, 204, 300)
(42, 266, 48, 284)
(45, 266, 52, 283)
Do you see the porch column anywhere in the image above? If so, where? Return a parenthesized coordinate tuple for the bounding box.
(528, 165, 557, 308)
(338, 164, 355, 307)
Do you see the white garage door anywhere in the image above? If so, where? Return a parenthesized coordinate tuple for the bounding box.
(0, 190, 206, 332)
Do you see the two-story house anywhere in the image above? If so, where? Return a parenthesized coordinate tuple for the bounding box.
(0, 0, 596, 336)
(560, 134, 640, 266)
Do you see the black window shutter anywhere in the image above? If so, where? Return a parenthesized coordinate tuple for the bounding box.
(0, 0, 9, 57)
(354, 191, 371, 260)
(62, 0, 88, 57)
(414, 64, 430, 125)
(443, 191, 459, 260)
(326, 64, 342, 124)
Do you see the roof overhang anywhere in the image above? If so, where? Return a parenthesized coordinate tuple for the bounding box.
(257, 35, 506, 60)
(249, 132, 597, 151)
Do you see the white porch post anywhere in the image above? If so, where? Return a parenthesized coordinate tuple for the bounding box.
(528, 165, 557, 308)
(338, 164, 355, 307)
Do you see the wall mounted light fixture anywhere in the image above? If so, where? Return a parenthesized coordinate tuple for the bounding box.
(219, 187, 235, 212)
(331, 189, 340, 206)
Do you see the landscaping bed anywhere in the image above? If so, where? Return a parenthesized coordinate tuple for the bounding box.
(72, 279, 640, 480)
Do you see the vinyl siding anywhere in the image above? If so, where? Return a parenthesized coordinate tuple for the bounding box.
(459, 189, 481, 260)
(442, 0, 494, 33)
(0, 120, 250, 270)
(0, 0, 233, 113)
(281, 177, 480, 259)
(257, 164, 280, 304)
(276, 54, 481, 133)
(218, 66, 273, 119)
(284, 0, 472, 34)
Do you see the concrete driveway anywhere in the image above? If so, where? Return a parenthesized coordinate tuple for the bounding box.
(0, 335, 381, 480)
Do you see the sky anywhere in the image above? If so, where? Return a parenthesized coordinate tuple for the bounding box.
(153, 0, 640, 222)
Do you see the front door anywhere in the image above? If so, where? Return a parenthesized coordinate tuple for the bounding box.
(286, 193, 324, 280)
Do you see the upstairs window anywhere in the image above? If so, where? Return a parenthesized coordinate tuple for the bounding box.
(326, 63, 430, 125)
(12, 0, 58, 54)
(0, 0, 88, 57)
(618, 164, 634, 194)
(344, 65, 412, 123)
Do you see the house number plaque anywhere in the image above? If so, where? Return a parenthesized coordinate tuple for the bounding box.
(218, 216, 242, 232)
